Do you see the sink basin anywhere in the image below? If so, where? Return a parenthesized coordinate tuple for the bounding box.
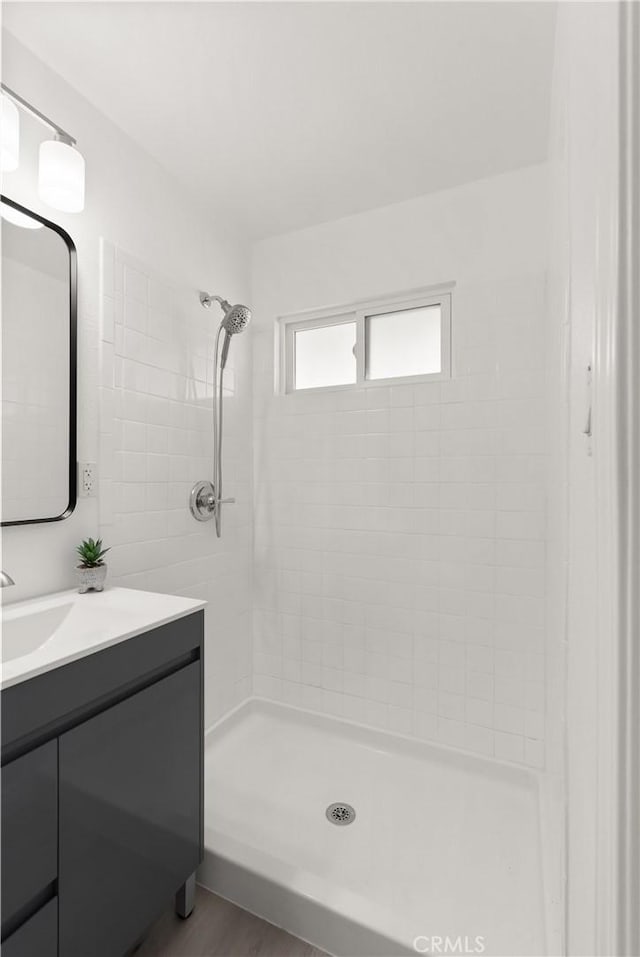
(2, 600, 74, 662)
(1, 587, 206, 690)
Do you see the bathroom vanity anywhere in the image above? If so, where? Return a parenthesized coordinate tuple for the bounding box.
(0, 588, 205, 957)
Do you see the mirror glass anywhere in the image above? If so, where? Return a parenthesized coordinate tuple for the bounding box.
(1, 197, 76, 525)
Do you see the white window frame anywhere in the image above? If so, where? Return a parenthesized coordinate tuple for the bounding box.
(278, 283, 453, 394)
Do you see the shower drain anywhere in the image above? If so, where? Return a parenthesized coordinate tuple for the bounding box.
(325, 802, 356, 826)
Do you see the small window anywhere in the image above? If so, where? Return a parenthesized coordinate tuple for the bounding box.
(365, 304, 442, 380)
(294, 319, 356, 390)
(280, 287, 452, 393)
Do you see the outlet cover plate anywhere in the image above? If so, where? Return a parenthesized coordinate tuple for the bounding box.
(79, 462, 97, 498)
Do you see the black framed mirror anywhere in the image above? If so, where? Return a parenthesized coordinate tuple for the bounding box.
(1, 195, 77, 526)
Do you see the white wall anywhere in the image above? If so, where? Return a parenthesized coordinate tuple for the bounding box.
(546, 4, 625, 954)
(251, 165, 550, 767)
(0, 33, 253, 727)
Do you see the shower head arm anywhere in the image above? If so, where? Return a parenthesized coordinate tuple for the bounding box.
(199, 291, 231, 311)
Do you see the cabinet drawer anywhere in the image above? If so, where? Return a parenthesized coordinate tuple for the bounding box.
(1, 898, 57, 957)
(1, 741, 57, 923)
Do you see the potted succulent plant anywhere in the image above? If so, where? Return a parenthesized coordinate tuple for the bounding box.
(76, 537, 110, 594)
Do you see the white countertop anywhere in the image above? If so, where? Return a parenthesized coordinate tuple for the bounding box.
(0, 586, 206, 690)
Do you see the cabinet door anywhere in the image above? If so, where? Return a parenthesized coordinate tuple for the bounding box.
(1, 741, 57, 925)
(59, 663, 201, 957)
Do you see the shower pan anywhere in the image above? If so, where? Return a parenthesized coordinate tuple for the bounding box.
(189, 291, 251, 536)
(198, 701, 549, 957)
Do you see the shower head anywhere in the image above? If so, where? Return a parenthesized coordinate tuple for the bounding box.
(200, 291, 251, 331)
(219, 302, 250, 369)
(221, 302, 251, 335)
(199, 291, 251, 369)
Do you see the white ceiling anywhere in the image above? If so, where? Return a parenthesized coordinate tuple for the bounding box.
(3, 2, 557, 240)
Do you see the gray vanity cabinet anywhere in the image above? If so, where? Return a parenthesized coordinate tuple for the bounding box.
(59, 663, 201, 957)
(1, 610, 204, 957)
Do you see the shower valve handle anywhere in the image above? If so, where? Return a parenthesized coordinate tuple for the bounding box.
(206, 494, 235, 507)
(189, 480, 235, 522)
(204, 493, 236, 510)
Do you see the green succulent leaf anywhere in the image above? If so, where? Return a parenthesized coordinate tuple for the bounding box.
(76, 536, 111, 568)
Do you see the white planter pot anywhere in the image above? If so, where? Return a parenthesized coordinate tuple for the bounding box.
(77, 563, 107, 594)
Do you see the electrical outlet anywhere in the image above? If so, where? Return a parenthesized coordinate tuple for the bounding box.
(79, 462, 97, 497)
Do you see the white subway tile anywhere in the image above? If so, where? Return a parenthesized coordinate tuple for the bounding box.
(494, 703, 524, 735)
(464, 724, 494, 756)
(388, 707, 413, 735)
(494, 731, 525, 763)
(496, 510, 545, 540)
(124, 296, 147, 333)
(414, 711, 437, 741)
(466, 697, 493, 728)
(467, 671, 494, 701)
(524, 738, 545, 768)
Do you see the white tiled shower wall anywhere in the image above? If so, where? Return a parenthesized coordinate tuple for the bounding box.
(98, 243, 253, 728)
(251, 166, 549, 768)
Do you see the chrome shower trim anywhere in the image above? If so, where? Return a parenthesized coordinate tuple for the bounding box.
(189, 479, 235, 523)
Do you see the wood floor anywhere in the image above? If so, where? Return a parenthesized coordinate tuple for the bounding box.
(136, 885, 329, 957)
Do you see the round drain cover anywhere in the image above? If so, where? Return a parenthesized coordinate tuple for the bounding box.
(326, 802, 356, 826)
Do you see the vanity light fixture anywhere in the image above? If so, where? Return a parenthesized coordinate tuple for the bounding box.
(0, 83, 85, 213)
(38, 137, 85, 213)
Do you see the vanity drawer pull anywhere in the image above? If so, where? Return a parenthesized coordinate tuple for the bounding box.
(1, 898, 57, 957)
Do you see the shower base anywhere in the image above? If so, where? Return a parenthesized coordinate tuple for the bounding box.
(199, 699, 549, 957)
